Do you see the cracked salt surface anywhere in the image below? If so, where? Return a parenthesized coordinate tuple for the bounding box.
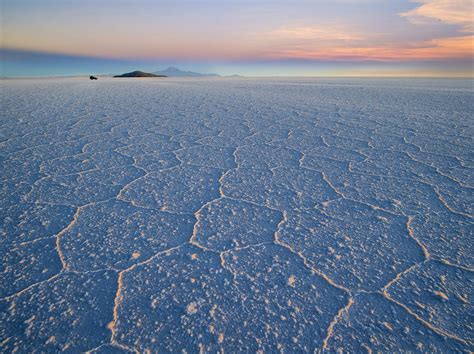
(1, 77, 473, 352)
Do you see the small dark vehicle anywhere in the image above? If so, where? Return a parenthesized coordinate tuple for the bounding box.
(90, 76, 98, 80)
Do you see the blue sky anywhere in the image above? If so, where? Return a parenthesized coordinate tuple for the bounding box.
(1, 0, 473, 76)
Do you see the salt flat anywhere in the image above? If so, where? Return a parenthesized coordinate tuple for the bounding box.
(1, 77, 473, 352)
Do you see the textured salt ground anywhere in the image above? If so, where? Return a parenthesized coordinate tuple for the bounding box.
(0, 77, 473, 352)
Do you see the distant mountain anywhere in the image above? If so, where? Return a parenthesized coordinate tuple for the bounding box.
(113, 71, 167, 78)
(154, 67, 220, 77)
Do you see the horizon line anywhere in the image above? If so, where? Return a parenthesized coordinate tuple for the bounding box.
(2, 74, 474, 79)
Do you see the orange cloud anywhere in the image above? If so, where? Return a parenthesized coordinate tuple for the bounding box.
(263, 35, 474, 61)
(255, 16, 473, 61)
(401, 0, 474, 32)
(270, 26, 364, 41)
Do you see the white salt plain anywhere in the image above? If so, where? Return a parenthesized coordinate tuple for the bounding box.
(0, 77, 473, 352)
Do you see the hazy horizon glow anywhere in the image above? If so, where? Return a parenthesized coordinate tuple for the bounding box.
(1, 0, 473, 77)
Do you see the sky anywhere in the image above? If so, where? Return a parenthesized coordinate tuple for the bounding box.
(1, 0, 473, 77)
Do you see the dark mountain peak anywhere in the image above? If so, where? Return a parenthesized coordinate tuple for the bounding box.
(113, 70, 167, 78)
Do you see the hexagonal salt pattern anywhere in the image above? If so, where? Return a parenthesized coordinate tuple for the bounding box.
(1, 78, 472, 352)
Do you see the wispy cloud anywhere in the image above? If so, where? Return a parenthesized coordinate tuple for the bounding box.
(263, 35, 474, 61)
(401, 0, 474, 32)
(270, 26, 364, 41)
